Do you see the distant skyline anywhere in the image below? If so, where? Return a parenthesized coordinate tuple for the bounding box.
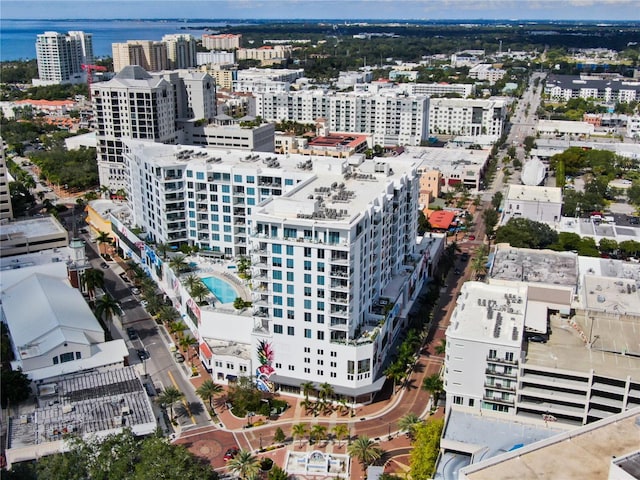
(2, 0, 639, 21)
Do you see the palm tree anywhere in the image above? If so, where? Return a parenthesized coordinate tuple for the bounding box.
(318, 382, 335, 403)
(384, 362, 406, 392)
(471, 250, 489, 280)
(189, 282, 210, 304)
(184, 274, 203, 291)
(157, 305, 179, 324)
(158, 386, 184, 421)
(94, 294, 120, 333)
(332, 424, 349, 448)
(169, 321, 188, 338)
(347, 436, 384, 468)
(300, 381, 315, 401)
(81, 268, 104, 300)
(169, 254, 189, 274)
(155, 242, 170, 260)
(310, 424, 327, 446)
(422, 373, 444, 406)
(397, 412, 422, 440)
(196, 380, 223, 413)
(179, 335, 196, 354)
(434, 339, 447, 356)
(95, 230, 112, 256)
(227, 450, 260, 480)
(292, 423, 308, 448)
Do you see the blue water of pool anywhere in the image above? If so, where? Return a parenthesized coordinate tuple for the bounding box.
(201, 276, 238, 304)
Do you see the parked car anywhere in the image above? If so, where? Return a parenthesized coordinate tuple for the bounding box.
(461, 252, 469, 261)
(528, 335, 547, 343)
(137, 349, 150, 360)
(468, 235, 476, 241)
(140, 300, 148, 308)
(100, 262, 109, 269)
(126, 327, 138, 340)
(174, 352, 185, 363)
(131, 287, 141, 295)
(223, 447, 239, 461)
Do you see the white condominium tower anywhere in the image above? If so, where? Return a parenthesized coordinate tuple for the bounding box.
(161, 34, 198, 69)
(253, 89, 429, 147)
(122, 140, 426, 399)
(34, 31, 93, 86)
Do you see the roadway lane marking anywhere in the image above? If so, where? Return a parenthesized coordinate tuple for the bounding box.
(167, 370, 197, 424)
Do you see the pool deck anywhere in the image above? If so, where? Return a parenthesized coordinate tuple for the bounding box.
(180, 255, 252, 308)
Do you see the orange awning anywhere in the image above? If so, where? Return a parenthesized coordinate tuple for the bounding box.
(199, 342, 213, 359)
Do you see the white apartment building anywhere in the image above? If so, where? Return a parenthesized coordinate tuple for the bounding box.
(469, 64, 507, 84)
(403, 82, 475, 98)
(233, 80, 291, 94)
(112, 40, 168, 72)
(253, 89, 429, 146)
(335, 71, 373, 90)
(92, 66, 217, 189)
(119, 139, 430, 401)
(162, 34, 198, 69)
(182, 120, 275, 152)
(445, 282, 527, 413)
(238, 68, 305, 84)
(429, 98, 507, 137)
(34, 31, 93, 86)
(237, 46, 292, 63)
(202, 33, 242, 50)
(500, 185, 563, 225)
(544, 75, 640, 103)
(197, 51, 235, 66)
(446, 246, 640, 426)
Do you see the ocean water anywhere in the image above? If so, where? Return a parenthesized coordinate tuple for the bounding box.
(0, 19, 227, 61)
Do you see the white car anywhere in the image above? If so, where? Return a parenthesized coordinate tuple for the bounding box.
(140, 300, 148, 308)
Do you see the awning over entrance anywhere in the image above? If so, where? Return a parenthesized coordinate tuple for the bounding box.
(199, 342, 213, 359)
(269, 374, 387, 398)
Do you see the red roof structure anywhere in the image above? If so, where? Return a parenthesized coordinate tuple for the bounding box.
(428, 210, 456, 230)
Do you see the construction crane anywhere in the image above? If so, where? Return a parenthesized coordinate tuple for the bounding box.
(81, 64, 107, 99)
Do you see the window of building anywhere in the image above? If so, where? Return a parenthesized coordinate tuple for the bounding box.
(274, 324, 283, 334)
(287, 272, 294, 281)
(453, 396, 463, 405)
(304, 274, 312, 284)
(304, 287, 312, 296)
(317, 314, 325, 324)
(304, 261, 312, 271)
(304, 313, 312, 322)
(59, 352, 75, 363)
(317, 331, 325, 340)
(304, 329, 312, 338)
(287, 326, 295, 336)
(489, 349, 497, 359)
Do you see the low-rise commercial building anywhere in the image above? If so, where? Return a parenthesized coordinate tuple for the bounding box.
(500, 185, 562, 225)
(0, 217, 68, 257)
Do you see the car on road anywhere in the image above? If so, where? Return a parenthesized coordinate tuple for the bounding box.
(468, 235, 476, 241)
(223, 447, 239, 461)
(137, 349, 150, 360)
(174, 352, 185, 363)
(100, 262, 109, 269)
(126, 327, 138, 340)
(461, 252, 469, 261)
(140, 300, 148, 308)
(131, 287, 141, 295)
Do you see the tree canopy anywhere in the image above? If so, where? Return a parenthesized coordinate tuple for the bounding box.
(32, 429, 217, 480)
(29, 147, 98, 191)
(495, 218, 559, 249)
(409, 419, 445, 480)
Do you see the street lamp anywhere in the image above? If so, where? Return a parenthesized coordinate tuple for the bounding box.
(388, 423, 391, 440)
(247, 411, 254, 428)
(259, 433, 263, 450)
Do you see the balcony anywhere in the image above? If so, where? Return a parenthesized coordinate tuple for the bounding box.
(484, 381, 515, 393)
(482, 395, 515, 407)
(485, 368, 517, 379)
(486, 356, 518, 366)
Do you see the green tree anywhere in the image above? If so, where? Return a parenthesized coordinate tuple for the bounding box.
(495, 218, 559, 249)
(422, 373, 444, 405)
(292, 423, 308, 448)
(397, 412, 423, 440)
(273, 426, 286, 444)
(184, 274, 203, 291)
(470, 246, 489, 280)
(417, 209, 431, 235)
(347, 436, 384, 468)
(385, 361, 407, 392)
(1, 369, 32, 408)
(482, 208, 499, 242)
(227, 450, 260, 480)
(409, 419, 445, 480)
(196, 380, 224, 413)
(157, 305, 179, 324)
(190, 282, 210, 304)
(300, 381, 315, 400)
(169, 254, 189, 274)
(332, 423, 350, 447)
(434, 338, 446, 355)
(599, 238, 619, 257)
(81, 268, 105, 300)
(94, 294, 120, 333)
(268, 465, 289, 480)
(318, 382, 335, 403)
(95, 230, 112, 256)
(158, 386, 184, 421)
(310, 424, 328, 445)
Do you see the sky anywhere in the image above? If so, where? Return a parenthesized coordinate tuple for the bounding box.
(2, 0, 639, 21)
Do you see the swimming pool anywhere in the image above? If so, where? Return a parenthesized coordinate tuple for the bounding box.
(201, 276, 238, 304)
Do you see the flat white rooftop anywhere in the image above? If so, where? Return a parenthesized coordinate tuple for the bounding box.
(505, 184, 562, 204)
(403, 146, 491, 174)
(0, 216, 67, 240)
(448, 282, 527, 347)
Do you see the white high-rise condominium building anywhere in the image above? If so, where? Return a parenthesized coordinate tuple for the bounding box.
(0, 141, 13, 221)
(121, 140, 429, 400)
(92, 66, 216, 189)
(254, 89, 429, 146)
(429, 98, 507, 137)
(34, 31, 93, 86)
(162, 34, 198, 69)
